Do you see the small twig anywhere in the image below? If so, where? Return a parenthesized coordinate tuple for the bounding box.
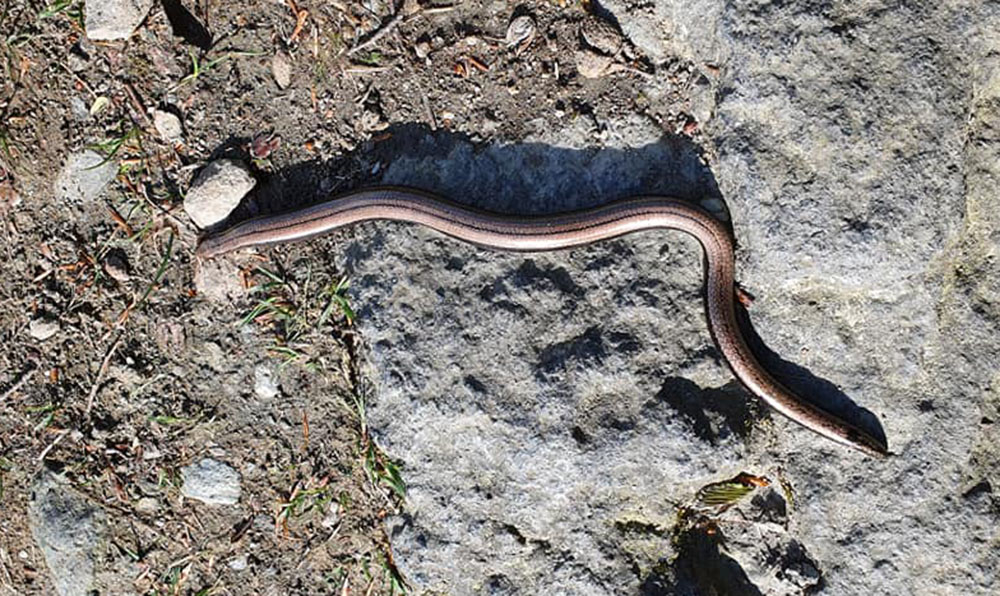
(346, 8, 403, 56)
(465, 54, 489, 72)
(342, 65, 392, 75)
(0, 362, 36, 401)
(289, 7, 309, 44)
(121, 82, 153, 129)
(86, 333, 123, 415)
(421, 91, 436, 130)
(405, 4, 455, 20)
(301, 410, 309, 452)
(38, 429, 69, 461)
(106, 204, 135, 237)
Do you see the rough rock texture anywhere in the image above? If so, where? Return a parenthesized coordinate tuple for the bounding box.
(184, 159, 256, 229)
(152, 109, 183, 142)
(53, 149, 118, 205)
(181, 458, 242, 505)
(84, 0, 155, 41)
(335, 1, 1000, 594)
(28, 471, 104, 596)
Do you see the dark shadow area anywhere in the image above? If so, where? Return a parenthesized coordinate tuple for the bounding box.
(734, 302, 890, 449)
(203, 122, 719, 229)
(205, 121, 887, 450)
(650, 377, 766, 445)
(645, 524, 765, 596)
(161, 0, 212, 50)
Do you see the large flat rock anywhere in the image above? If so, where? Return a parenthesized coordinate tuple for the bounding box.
(337, 1, 1000, 593)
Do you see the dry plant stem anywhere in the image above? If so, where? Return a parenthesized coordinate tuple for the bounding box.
(197, 186, 889, 457)
(0, 362, 36, 401)
(346, 8, 404, 56)
(37, 429, 69, 461)
(86, 332, 123, 415)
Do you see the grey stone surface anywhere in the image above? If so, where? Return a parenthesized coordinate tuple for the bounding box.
(84, 0, 155, 41)
(184, 159, 256, 229)
(53, 150, 118, 205)
(254, 364, 281, 399)
(181, 458, 242, 505)
(152, 109, 183, 142)
(194, 256, 247, 303)
(330, 1, 1000, 594)
(350, 126, 735, 594)
(28, 318, 59, 341)
(28, 471, 104, 596)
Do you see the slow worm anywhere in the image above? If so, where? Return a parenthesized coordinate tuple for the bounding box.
(197, 186, 888, 457)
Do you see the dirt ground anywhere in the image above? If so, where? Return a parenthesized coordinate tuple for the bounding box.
(0, 0, 699, 594)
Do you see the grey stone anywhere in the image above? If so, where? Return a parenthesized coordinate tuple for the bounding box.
(53, 150, 117, 205)
(194, 257, 246, 303)
(134, 497, 159, 515)
(579, 17, 623, 56)
(336, 1, 1000, 593)
(228, 554, 248, 571)
(184, 159, 255, 229)
(84, 0, 155, 41)
(69, 96, 89, 121)
(28, 318, 59, 341)
(181, 458, 241, 505)
(253, 365, 280, 399)
(348, 124, 733, 594)
(272, 51, 293, 90)
(152, 109, 183, 142)
(28, 471, 104, 596)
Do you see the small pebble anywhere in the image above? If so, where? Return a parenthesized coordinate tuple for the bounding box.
(505, 15, 536, 50)
(181, 458, 242, 506)
(228, 555, 248, 571)
(575, 50, 614, 79)
(69, 96, 90, 121)
(104, 250, 131, 282)
(29, 318, 59, 341)
(67, 52, 89, 73)
(272, 51, 293, 89)
(152, 109, 183, 143)
(85, 0, 155, 41)
(580, 18, 623, 56)
(254, 365, 280, 399)
(54, 150, 118, 205)
(183, 159, 255, 229)
(135, 497, 159, 515)
(414, 41, 431, 59)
